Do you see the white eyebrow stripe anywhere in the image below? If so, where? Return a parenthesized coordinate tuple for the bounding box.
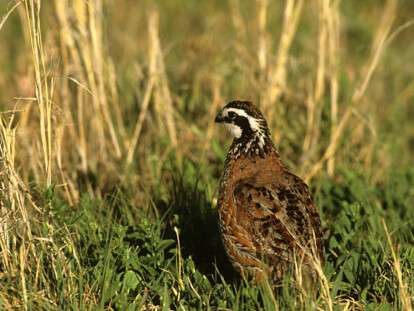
(224, 108, 261, 132)
(224, 108, 249, 118)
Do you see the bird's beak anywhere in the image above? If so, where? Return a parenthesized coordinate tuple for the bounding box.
(215, 111, 224, 123)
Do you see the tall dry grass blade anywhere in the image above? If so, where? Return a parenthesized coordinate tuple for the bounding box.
(257, 0, 268, 72)
(203, 76, 223, 153)
(0, 1, 20, 31)
(52, 0, 128, 198)
(0, 112, 40, 309)
(73, 0, 107, 159)
(305, 0, 397, 182)
(302, 0, 340, 175)
(108, 59, 127, 141)
(264, 0, 304, 124)
(229, 0, 248, 57)
(352, 0, 397, 104)
(326, 0, 340, 176)
(56, 127, 78, 206)
(88, 0, 122, 158)
(126, 75, 155, 165)
(229, 0, 247, 39)
(308, 232, 333, 311)
(303, 0, 328, 158)
(149, 9, 178, 148)
(23, 0, 54, 186)
(55, 0, 124, 168)
(127, 8, 180, 164)
(382, 220, 413, 311)
(19, 243, 28, 310)
(54, 0, 87, 174)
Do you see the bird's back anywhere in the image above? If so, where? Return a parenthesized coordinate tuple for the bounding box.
(217, 150, 324, 282)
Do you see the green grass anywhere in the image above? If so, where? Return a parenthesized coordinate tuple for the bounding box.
(0, 0, 413, 309)
(3, 163, 411, 310)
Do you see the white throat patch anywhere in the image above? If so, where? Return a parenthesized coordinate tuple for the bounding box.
(224, 123, 242, 138)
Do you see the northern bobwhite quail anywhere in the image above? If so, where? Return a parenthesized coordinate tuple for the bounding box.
(215, 100, 324, 283)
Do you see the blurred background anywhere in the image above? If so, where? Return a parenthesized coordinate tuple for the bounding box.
(0, 0, 413, 309)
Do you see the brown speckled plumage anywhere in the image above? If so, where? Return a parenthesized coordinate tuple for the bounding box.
(215, 100, 324, 282)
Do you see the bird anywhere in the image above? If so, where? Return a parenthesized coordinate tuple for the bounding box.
(215, 100, 324, 283)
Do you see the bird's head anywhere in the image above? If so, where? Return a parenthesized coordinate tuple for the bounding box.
(215, 100, 272, 156)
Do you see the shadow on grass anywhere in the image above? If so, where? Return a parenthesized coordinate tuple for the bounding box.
(155, 174, 239, 283)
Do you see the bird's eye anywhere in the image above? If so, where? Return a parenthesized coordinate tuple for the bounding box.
(228, 112, 237, 120)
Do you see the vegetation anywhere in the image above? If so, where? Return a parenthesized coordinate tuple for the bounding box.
(0, 0, 413, 309)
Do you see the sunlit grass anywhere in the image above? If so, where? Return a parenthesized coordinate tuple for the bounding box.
(0, 0, 413, 309)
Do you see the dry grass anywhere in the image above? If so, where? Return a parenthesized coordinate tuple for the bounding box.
(383, 220, 413, 311)
(0, 0, 413, 309)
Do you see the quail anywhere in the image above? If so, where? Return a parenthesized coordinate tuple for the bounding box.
(215, 100, 324, 282)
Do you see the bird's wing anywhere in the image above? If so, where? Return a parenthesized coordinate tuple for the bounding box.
(233, 173, 323, 263)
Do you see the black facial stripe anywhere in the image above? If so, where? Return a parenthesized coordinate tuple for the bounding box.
(233, 115, 254, 137)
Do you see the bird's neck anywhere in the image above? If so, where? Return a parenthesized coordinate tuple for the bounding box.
(221, 136, 285, 187)
(228, 132, 275, 160)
